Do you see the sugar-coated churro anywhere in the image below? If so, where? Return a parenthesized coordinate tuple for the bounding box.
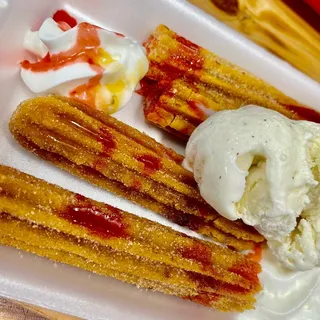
(9, 96, 264, 251)
(0, 165, 261, 311)
(139, 25, 319, 138)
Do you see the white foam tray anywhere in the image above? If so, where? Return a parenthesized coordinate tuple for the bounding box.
(0, 0, 320, 319)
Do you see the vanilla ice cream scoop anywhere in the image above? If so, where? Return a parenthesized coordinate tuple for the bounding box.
(184, 105, 320, 270)
(20, 18, 148, 114)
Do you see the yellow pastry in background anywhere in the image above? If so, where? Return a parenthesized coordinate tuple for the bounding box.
(189, 0, 320, 82)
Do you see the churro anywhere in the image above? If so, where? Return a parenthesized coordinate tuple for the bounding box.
(139, 25, 319, 138)
(0, 165, 261, 311)
(9, 96, 264, 251)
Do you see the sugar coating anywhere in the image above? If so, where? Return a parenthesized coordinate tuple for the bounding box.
(141, 24, 309, 139)
(9, 95, 263, 251)
(0, 165, 261, 311)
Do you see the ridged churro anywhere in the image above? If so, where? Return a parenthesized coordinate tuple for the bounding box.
(0, 165, 261, 311)
(9, 96, 264, 251)
(139, 25, 319, 138)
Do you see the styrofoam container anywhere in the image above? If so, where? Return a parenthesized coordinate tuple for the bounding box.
(0, 0, 320, 319)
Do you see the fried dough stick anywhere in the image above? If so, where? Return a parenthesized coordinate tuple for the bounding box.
(140, 25, 314, 138)
(0, 166, 261, 311)
(9, 96, 264, 251)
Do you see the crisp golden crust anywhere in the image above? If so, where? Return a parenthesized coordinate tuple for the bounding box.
(140, 25, 315, 138)
(9, 96, 264, 251)
(0, 165, 261, 311)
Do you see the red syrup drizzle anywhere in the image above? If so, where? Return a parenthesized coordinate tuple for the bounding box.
(137, 77, 166, 107)
(79, 165, 210, 236)
(21, 22, 105, 108)
(187, 100, 207, 122)
(132, 178, 142, 191)
(174, 35, 201, 51)
(135, 154, 161, 174)
(79, 161, 209, 234)
(97, 127, 116, 156)
(283, 104, 320, 123)
(92, 127, 116, 172)
(21, 22, 103, 73)
(23, 11, 126, 108)
(178, 243, 214, 273)
(247, 244, 262, 263)
(68, 120, 116, 157)
(137, 33, 205, 120)
(52, 10, 77, 28)
(305, 0, 320, 16)
(60, 194, 128, 239)
(228, 263, 260, 284)
(169, 33, 204, 73)
(70, 75, 103, 108)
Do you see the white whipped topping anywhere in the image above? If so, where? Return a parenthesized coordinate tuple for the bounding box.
(21, 18, 148, 113)
(184, 106, 320, 271)
(23, 29, 52, 58)
(238, 250, 320, 320)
